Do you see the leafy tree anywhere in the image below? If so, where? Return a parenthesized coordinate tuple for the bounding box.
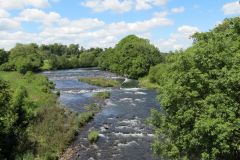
(9, 44, 43, 74)
(67, 44, 80, 56)
(79, 52, 97, 67)
(149, 17, 240, 160)
(0, 49, 8, 65)
(98, 35, 163, 79)
(0, 79, 32, 159)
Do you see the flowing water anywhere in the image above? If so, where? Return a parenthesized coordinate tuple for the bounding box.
(43, 68, 161, 160)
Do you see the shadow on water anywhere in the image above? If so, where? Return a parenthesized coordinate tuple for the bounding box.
(43, 68, 161, 160)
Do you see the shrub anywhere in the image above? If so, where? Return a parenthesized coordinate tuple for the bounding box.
(84, 103, 100, 112)
(93, 91, 110, 99)
(78, 112, 94, 127)
(87, 131, 99, 143)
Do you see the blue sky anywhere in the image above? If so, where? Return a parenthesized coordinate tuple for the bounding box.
(0, 0, 239, 51)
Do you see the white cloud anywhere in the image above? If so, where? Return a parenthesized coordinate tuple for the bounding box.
(0, 9, 10, 18)
(82, 0, 169, 12)
(171, 6, 185, 13)
(36, 11, 172, 49)
(153, 0, 168, 6)
(135, 0, 152, 10)
(223, 1, 240, 15)
(0, 31, 42, 49)
(0, 0, 49, 10)
(85, 11, 172, 41)
(0, 9, 173, 50)
(0, 18, 21, 31)
(18, 9, 61, 25)
(81, 0, 133, 13)
(177, 25, 199, 36)
(42, 18, 105, 35)
(158, 25, 200, 51)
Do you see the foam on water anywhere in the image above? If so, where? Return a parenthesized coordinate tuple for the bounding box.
(135, 91, 147, 95)
(117, 141, 138, 148)
(112, 132, 145, 138)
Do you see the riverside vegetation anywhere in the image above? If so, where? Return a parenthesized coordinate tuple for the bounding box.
(79, 77, 120, 88)
(144, 17, 240, 159)
(87, 131, 100, 144)
(0, 17, 239, 160)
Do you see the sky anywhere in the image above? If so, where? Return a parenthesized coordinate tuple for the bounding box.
(0, 0, 240, 51)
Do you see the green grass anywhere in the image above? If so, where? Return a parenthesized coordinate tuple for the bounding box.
(93, 91, 111, 99)
(87, 131, 99, 143)
(0, 71, 57, 108)
(139, 76, 160, 90)
(0, 72, 105, 159)
(78, 111, 94, 127)
(28, 106, 79, 159)
(0, 71, 80, 159)
(79, 77, 120, 88)
(84, 103, 101, 112)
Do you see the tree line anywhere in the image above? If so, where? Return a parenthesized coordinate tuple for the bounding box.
(0, 36, 164, 78)
(0, 43, 103, 74)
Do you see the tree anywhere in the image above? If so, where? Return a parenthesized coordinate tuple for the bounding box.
(98, 35, 163, 79)
(0, 79, 32, 159)
(9, 44, 43, 74)
(0, 49, 8, 65)
(149, 17, 240, 160)
(79, 52, 96, 67)
(67, 44, 79, 56)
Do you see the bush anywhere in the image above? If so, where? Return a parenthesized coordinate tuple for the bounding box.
(84, 103, 101, 112)
(87, 131, 99, 143)
(93, 91, 110, 99)
(78, 112, 94, 127)
(0, 62, 14, 71)
(29, 106, 78, 159)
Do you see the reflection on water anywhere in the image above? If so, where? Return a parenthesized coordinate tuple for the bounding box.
(43, 68, 161, 160)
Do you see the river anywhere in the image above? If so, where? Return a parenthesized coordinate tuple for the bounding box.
(43, 68, 161, 160)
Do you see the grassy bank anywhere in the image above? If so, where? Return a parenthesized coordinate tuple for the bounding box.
(93, 91, 111, 99)
(139, 76, 160, 90)
(0, 71, 80, 159)
(79, 77, 120, 88)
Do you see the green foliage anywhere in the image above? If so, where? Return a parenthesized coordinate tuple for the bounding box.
(1, 43, 103, 73)
(79, 52, 97, 67)
(28, 106, 78, 159)
(9, 43, 43, 74)
(149, 17, 240, 160)
(78, 112, 94, 127)
(0, 79, 32, 159)
(0, 72, 79, 159)
(88, 131, 99, 143)
(79, 77, 120, 87)
(0, 49, 8, 65)
(93, 91, 111, 99)
(84, 103, 101, 112)
(0, 62, 15, 71)
(98, 35, 164, 79)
